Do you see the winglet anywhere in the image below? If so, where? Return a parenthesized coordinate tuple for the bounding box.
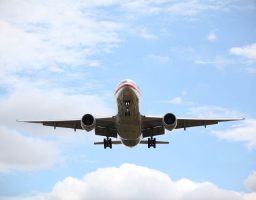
(16, 120, 27, 122)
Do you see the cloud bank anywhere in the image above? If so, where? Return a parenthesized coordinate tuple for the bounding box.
(245, 171, 256, 192)
(2, 163, 255, 200)
(213, 119, 256, 150)
(230, 43, 256, 62)
(0, 126, 60, 172)
(0, 78, 113, 172)
(0, 0, 122, 76)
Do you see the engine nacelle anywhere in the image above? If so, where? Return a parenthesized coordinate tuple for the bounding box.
(81, 114, 96, 132)
(163, 113, 177, 131)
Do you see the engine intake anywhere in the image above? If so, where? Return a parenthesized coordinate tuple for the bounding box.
(81, 114, 95, 132)
(163, 113, 177, 131)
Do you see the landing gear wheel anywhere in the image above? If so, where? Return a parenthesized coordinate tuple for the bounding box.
(148, 137, 156, 148)
(103, 137, 112, 149)
(104, 138, 107, 149)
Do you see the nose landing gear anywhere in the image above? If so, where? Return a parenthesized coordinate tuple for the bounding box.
(148, 136, 156, 148)
(104, 137, 112, 149)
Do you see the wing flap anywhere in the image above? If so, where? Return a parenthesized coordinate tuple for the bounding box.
(95, 117, 117, 138)
(141, 116, 165, 137)
(142, 126, 165, 137)
(95, 126, 117, 138)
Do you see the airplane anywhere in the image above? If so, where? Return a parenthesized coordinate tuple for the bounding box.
(18, 79, 244, 149)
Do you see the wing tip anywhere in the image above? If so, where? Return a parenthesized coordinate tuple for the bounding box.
(232, 117, 245, 121)
(16, 120, 43, 124)
(16, 120, 30, 123)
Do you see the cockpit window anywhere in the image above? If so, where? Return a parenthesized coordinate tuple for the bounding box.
(120, 79, 136, 85)
(120, 80, 128, 84)
(116, 79, 141, 96)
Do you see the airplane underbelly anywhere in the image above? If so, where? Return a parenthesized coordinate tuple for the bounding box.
(116, 85, 141, 147)
(121, 137, 141, 147)
(118, 124, 141, 140)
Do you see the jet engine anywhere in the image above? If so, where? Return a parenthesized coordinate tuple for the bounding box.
(163, 113, 177, 131)
(81, 114, 96, 132)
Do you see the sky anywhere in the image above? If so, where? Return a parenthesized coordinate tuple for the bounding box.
(0, 0, 256, 199)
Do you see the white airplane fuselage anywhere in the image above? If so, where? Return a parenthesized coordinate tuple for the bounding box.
(115, 80, 142, 147)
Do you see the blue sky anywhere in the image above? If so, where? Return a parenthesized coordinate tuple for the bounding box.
(0, 0, 256, 199)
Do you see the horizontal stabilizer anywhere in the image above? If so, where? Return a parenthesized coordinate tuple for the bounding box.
(94, 141, 122, 145)
(140, 140, 169, 144)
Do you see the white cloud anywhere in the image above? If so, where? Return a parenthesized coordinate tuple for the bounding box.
(129, 27, 159, 40)
(0, 1, 117, 171)
(230, 43, 256, 62)
(245, 171, 256, 192)
(166, 1, 228, 16)
(0, 20, 46, 73)
(0, 81, 114, 148)
(188, 105, 243, 118)
(207, 32, 217, 41)
(121, 0, 161, 16)
(0, 0, 253, 77)
(1, 163, 255, 200)
(0, 0, 122, 75)
(194, 57, 233, 67)
(168, 97, 183, 104)
(0, 126, 60, 172)
(123, 0, 255, 17)
(139, 31, 158, 40)
(213, 119, 256, 150)
(167, 1, 203, 16)
(0, 78, 114, 172)
(187, 105, 256, 149)
(163, 89, 193, 106)
(0, 1, 117, 170)
(166, 96, 193, 106)
(0, 81, 113, 130)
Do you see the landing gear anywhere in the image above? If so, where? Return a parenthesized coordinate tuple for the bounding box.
(148, 136, 156, 148)
(104, 137, 112, 149)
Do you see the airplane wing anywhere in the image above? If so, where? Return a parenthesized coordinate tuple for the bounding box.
(175, 118, 244, 129)
(141, 116, 244, 138)
(17, 119, 82, 129)
(17, 117, 118, 138)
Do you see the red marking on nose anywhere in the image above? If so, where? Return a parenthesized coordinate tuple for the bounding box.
(115, 83, 140, 96)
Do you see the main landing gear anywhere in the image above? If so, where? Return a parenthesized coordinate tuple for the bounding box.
(148, 136, 156, 148)
(104, 137, 112, 149)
